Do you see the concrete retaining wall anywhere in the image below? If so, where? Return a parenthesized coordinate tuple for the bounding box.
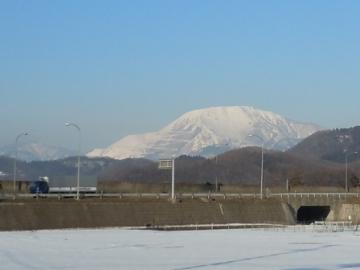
(0, 199, 296, 231)
(327, 203, 360, 223)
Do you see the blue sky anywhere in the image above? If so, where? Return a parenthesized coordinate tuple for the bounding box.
(1, 0, 359, 152)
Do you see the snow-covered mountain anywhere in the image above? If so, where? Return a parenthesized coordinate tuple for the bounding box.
(0, 142, 77, 162)
(88, 106, 322, 160)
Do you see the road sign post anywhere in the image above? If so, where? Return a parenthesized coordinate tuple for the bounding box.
(159, 159, 175, 200)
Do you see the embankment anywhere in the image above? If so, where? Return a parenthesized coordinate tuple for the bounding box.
(0, 198, 295, 231)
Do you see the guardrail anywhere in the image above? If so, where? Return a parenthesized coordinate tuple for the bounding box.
(270, 192, 360, 199)
(0, 192, 260, 200)
(146, 223, 287, 231)
(1, 192, 360, 200)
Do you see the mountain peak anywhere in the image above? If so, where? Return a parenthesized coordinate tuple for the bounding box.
(88, 106, 321, 160)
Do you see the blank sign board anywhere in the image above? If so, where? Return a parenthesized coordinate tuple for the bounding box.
(158, 159, 173, 169)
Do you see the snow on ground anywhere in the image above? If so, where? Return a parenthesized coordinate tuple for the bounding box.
(1, 227, 360, 270)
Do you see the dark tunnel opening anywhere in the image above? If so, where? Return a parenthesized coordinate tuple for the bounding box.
(297, 206, 331, 224)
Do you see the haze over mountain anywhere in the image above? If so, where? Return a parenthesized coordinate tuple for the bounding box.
(0, 155, 117, 186)
(0, 142, 76, 162)
(88, 106, 321, 160)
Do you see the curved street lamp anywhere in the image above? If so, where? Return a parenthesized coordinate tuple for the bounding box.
(13, 132, 29, 194)
(248, 134, 265, 199)
(65, 122, 81, 200)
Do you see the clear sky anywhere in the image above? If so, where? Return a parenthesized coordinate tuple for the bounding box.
(1, 0, 359, 152)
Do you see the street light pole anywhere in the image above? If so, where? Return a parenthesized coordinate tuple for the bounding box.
(345, 150, 358, 193)
(213, 143, 229, 193)
(345, 154, 348, 193)
(260, 144, 264, 199)
(13, 132, 29, 194)
(171, 158, 175, 200)
(65, 122, 81, 200)
(215, 155, 218, 192)
(248, 134, 265, 199)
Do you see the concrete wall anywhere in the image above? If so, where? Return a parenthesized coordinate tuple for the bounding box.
(0, 198, 295, 231)
(327, 203, 360, 223)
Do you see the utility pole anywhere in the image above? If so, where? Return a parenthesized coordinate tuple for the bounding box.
(215, 156, 218, 192)
(13, 132, 28, 194)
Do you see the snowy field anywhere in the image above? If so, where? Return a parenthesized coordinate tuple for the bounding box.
(1, 227, 360, 270)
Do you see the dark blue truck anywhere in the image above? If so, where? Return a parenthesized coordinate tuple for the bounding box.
(29, 177, 49, 194)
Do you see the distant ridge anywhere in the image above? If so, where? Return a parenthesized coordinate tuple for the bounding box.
(88, 106, 321, 160)
(289, 126, 360, 163)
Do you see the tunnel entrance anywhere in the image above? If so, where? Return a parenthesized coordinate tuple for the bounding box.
(297, 206, 331, 224)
